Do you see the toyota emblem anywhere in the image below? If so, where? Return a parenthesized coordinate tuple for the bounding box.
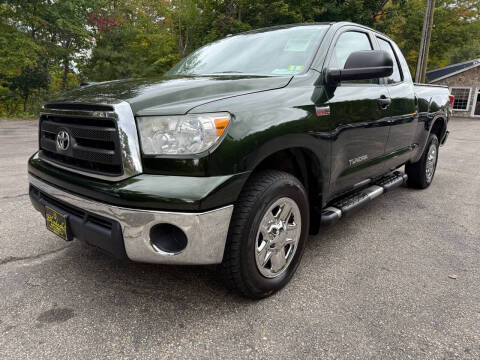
(56, 130, 70, 151)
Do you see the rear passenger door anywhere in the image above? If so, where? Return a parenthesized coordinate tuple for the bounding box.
(375, 36, 417, 169)
(325, 28, 391, 195)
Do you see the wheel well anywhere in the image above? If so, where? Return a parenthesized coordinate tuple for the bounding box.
(251, 148, 323, 234)
(431, 118, 446, 141)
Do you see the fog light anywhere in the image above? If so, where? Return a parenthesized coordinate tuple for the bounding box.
(150, 223, 188, 254)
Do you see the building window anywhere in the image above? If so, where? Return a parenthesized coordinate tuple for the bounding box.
(450, 87, 471, 110)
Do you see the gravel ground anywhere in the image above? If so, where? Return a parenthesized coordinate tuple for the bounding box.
(0, 118, 479, 359)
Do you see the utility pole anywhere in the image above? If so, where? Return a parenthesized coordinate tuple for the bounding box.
(415, 0, 436, 83)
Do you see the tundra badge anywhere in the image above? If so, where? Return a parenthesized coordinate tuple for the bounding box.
(349, 154, 368, 166)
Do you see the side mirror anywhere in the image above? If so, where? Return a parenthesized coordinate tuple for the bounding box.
(326, 50, 393, 87)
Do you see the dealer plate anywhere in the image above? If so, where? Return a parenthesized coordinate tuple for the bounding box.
(45, 206, 71, 241)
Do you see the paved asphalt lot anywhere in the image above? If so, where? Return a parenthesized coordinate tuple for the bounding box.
(0, 119, 479, 359)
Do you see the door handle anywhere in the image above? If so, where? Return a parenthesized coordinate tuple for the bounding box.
(377, 96, 391, 109)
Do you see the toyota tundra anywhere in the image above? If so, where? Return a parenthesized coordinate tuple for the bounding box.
(28, 22, 451, 298)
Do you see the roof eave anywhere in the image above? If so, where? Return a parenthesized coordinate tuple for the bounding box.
(429, 63, 480, 83)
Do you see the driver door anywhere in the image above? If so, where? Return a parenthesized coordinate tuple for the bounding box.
(323, 28, 391, 196)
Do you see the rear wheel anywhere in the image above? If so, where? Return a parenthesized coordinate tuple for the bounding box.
(221, 170, 309, 299)
(406, 133, 439, 189)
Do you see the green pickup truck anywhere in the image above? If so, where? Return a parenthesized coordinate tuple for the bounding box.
(28, 22, 451, 298)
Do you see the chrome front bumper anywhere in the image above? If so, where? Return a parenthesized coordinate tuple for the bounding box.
(29, 175, 233, 265)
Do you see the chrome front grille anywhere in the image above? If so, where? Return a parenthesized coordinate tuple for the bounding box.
(38, 102, 143, 181)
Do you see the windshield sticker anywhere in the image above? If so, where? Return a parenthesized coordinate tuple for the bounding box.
(272, 69, 293, 75)
(284, 38, 312, 52)
(288, 65, 304, 72)
(271, 65, 304, 75)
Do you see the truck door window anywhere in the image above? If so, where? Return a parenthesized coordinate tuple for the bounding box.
(377, 37, 402, 83)
(331, 31, 377, 84)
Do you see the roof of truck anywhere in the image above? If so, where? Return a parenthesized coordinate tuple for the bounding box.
(233, 22, 378, 35)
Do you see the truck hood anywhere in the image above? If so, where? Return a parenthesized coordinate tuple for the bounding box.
(53, 75, 293, 116)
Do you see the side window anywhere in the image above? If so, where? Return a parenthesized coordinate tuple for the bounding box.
(331, 31, 377, 84)
(332, 31, 373, 68)
(377, 37, 402, 83)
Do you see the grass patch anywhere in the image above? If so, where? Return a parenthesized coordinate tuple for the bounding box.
(0, 116, 38, 121)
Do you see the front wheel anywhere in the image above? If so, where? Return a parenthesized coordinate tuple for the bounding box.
(221, 170, 309, 299)
(406, 133, 439, 189)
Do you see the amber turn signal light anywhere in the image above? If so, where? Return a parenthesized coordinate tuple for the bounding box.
(214, 117, 230, 137)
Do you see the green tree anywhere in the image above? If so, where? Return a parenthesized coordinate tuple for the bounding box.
(4, 0, 94, 89)
(8, 58, 49, 112)
(83, 0, 178, 81)
(448, 40, 480, 64)
(377, 0, 480, 76)
(1, 0, 480, 116)
(0, 23, 40, 78)
(0, 15, 44, 115)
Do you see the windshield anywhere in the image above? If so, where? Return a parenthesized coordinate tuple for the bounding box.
(167, 25, 329, 76)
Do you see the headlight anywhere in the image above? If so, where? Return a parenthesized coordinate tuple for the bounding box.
(137, 112, 230, 155)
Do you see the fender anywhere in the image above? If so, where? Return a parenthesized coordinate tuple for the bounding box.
(412, 112, 447, 163)
(246, 133, 330, 206)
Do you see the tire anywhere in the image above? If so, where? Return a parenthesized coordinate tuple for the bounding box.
(221, 170, 309, 299)
(406, 133, 439, 189)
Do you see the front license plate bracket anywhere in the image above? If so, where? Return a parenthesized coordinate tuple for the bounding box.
(45, 206, 72, 241)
